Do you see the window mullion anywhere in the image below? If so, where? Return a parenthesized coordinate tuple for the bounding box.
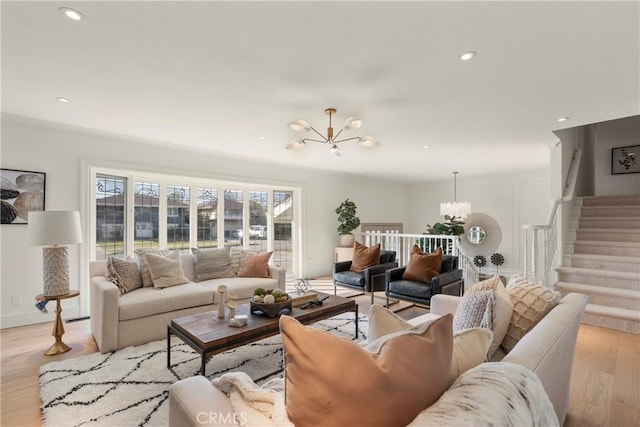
(243, 191, 250, 249)
(125, 177, 135, 256)
(158, 184, 168, 248)
(218, 187, 225, 247)
(189, 185, 198, 249)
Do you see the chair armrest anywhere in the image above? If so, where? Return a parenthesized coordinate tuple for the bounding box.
(429, 294, 462, 317)
(268, 265, 286, 289)
(90, 276, 120, 353)
(365, 262, 399, 292)
(431, 269, 463, 294)
(364, 262, 399, 280)
(169, 376, 237, 427)
(333, 261, 353, 274)
(385, 266, 407, 287)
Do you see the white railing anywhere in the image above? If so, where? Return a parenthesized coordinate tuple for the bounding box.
(359, 231, 479, 290)
(563, 147, 582, 202)
(523, 197, 561, 287)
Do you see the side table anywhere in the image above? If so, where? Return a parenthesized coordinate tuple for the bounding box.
(35, 291, 80, 356)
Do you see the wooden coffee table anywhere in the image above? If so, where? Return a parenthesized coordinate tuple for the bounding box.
(167, 293, 357, 378)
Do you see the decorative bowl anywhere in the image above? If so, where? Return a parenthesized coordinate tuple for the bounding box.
(250, 299, 293, 318)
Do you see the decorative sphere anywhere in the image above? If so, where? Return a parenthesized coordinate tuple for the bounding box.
(263, 294, 276, 304)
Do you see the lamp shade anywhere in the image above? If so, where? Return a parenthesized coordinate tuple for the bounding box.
(29, 211, 82, 246)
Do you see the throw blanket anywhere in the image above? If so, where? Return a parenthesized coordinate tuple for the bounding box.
(212, 372, 292, 427)
(213, 363, 558, 427)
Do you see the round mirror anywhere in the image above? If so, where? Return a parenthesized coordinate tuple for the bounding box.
(468, 226, 486, 244)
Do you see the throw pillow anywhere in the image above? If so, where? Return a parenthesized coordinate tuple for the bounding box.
(191, 247, 234, 281)
(502, 275, 561, 352)
(230, 248, 256, 276)
(106, 256, 142, 295)
(238, 251, 272, 278)
(280, 314, 453, 427)
(453, 275, 513, 358)
(145, 251, 189, 288)
(367, 304, 492, 388)
(349, 241, 380, 272)
(402, 246, 442, 283)
(135, 248, 172, 287)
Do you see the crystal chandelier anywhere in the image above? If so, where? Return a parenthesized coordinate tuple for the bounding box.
(286, 108, 379, 157)
(440, 171, 471, 219)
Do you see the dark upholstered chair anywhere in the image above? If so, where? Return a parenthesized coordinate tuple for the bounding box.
(385, 255, 463, 307)
(333, 250, 398, 304)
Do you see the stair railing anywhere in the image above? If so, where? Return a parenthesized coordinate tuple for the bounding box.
(523, 197, 561, 287)
(563, 147, 582, 202)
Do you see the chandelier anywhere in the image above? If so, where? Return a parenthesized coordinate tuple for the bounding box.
(440, 171, 471, 219)
(286, 108, 379, 157)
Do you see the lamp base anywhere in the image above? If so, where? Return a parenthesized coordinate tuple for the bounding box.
(42, 246, 70, 297)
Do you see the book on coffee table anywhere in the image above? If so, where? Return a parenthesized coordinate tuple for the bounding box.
(290, 291, 319, 307)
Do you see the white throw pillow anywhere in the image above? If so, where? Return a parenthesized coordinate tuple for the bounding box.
(145, 251, 189, 288)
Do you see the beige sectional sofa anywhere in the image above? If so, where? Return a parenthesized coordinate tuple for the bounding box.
(168, 292, 588, 426)
(90, 253, 285, 353)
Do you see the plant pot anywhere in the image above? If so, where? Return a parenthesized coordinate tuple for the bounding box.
(339, 234, 355, 247)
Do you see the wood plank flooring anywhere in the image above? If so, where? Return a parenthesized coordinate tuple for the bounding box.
(1, 297, 638, 426)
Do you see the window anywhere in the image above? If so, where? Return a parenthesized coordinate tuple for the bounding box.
(95, 175, 125, 260)
(90, 169, 300, 277)
(197, 188, 218, 248)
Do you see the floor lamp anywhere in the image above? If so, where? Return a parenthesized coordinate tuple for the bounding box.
(29, 211, 83, 297)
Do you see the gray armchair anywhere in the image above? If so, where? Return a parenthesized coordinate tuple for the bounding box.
(333, 250, 398, 304)
(385, 254, 463, 307)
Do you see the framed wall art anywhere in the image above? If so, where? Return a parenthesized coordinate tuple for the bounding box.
(611, 145, 639, 174)
(0, 168, 46, 224)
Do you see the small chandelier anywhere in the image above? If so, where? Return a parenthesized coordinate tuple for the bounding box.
(286, 108, 379, 157)
(440, 171, 471, 219)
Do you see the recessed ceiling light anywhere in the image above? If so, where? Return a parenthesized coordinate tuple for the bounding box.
(56, 97, 70, 103)
(423, 145, 430, 149)
(344, 160, 352, 164)
(257, 136, 267, 140)
(59, 7, 85, 21)
(557, 117, 570, 122)
(460, 51, 476, 61)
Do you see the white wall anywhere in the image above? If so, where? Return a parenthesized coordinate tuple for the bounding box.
(0, 114, 409, 328)
(407, 170, 551, 277)
(594, 115, 640, 196)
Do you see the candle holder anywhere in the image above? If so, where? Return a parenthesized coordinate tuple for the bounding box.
(217, 284, 228, 318)
(227, 300, 238, 318)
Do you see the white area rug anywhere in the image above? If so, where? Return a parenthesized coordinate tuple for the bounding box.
(40, 313, 367, 427)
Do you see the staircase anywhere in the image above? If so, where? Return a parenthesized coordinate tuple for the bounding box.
(556, 194, 640, 334)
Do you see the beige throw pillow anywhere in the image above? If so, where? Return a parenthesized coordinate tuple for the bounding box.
(280, 314, 453, 427)
(145, 251, 189, 288)
(453, 275, 513, 358)
(191, 247, 234, 281)
(502, 275, 561, 352)
(107, 256, 142, 295)
(349, 242, 380, 272)
(367, 304, 492, 388)
(135, 248, 172, 287)
(237, 251, 272, 278)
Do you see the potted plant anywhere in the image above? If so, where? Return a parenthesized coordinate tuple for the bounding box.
(335, 198, 360, 247)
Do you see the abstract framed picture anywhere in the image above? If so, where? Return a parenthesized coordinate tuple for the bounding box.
(0, 168, 46, 224)
(611, 145, 639, 175)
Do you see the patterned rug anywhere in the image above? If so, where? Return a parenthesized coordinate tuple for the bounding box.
(39, 313, 368, 427)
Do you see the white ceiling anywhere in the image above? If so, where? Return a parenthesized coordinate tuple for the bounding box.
(2, 1, 639, 184)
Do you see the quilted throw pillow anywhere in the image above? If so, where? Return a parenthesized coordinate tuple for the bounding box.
(349, 241, 381, 272)
(280, 314, 453, 427)
(135, 248, 172, 287)
(402, 245, 442, 283)
(502, 275, 561, 352)
(191, 247, 234, 281)
(453, 275, 513, 358)
(107, 256, 142, 295)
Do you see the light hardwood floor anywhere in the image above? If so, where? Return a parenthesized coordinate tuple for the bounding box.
(1, 303, 638, 427)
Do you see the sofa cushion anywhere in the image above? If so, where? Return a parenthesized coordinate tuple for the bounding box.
(146, 251, 189, 288)
(453, 275, 513, 358)
(333, 270, 365, 287)
(107, 256, 142, 295)
(280, 314, 453, 427)
(349, 242, 380, 273)
(388, 280, 433, 300)
(135, 248, 172, 287)
(198, 277, 278, 303)
(118, 283, 214, 321)
(191, 247, 234, 281)
(402, 246, 442, 283)
(502, 275, 561, 352)
(238, 251, 272, 278)
(367, 304, 493, 387)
